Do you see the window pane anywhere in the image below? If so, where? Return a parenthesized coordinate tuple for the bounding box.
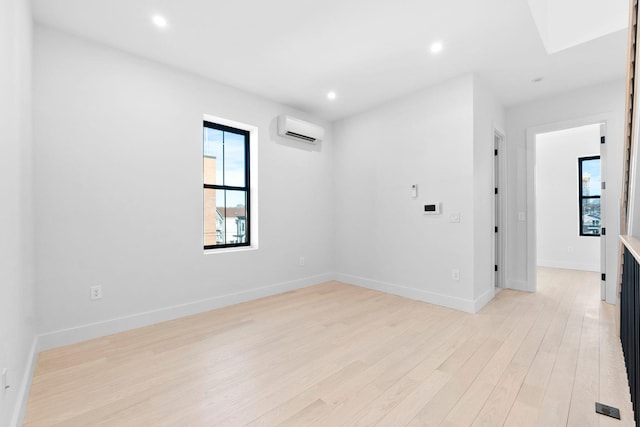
(216, 189, 226, 244)
(581, 198, 601, 235)
(220, 190, 247, 244)
(203, 128, 223, 186)
(203, 188, 222, 246)
(206, 190, 247, 246)
(581, 158, 601, 197)
(223, 131, 246, 187)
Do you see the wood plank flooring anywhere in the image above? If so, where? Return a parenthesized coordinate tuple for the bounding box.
(23, 268, 635, 426)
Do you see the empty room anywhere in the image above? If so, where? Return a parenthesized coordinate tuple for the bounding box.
(3, 0, 640, 426)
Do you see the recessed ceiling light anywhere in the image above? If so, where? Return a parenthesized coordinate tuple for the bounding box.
(430, 41, 443, 54)
(327, 91, 337, 100)
(152, 15, 168, 28)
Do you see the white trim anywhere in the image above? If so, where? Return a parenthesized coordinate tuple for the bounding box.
(335, 273, 484, 313)
(507, 280, 530, 292)
(10, 337, 38, 427)
(493, 124, 507, 141)
(537, 260, 601, 272)
(494, 126, 507, 289)
(599, 123, 607, 301)
(628, 103, 640, 236)
(38, 273, 332, 351)
(621, 234, 640, 262)
(203, 246, 258, 255)
(620, 235, 640, 262)
(526, 113, 614, 295)
(474, 288, 496, 312)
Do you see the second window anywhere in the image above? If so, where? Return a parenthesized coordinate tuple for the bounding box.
(578, 155, 601, 237)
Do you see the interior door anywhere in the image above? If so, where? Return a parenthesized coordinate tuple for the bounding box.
(600, 123, 607, 301)
(494, 132, 502, 288)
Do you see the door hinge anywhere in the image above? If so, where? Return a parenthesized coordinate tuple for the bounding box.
(494, 149, 498, 156)
(495, 226, 498, 233)
(495, 265, 498, 272)
(601, 273, 606, 281)
(600, 136, 606, 144)
(494, 188, 498, 195)
(602, 227, 606, 235)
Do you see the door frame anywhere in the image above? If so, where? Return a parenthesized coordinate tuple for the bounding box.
(494, 127, 507, 289)
(525, 113, 613, 295)
(599, 123, 607, 301)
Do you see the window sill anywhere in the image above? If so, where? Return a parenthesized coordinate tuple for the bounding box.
(203, 245, 258, 255)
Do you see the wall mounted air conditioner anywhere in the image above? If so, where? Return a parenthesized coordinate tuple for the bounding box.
(277, 115, 324, 144)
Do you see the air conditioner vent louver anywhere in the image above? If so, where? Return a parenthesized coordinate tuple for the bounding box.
(285, 131, 316, 142)
(277, 115, 324, 144)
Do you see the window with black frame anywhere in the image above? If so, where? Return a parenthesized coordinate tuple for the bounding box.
(578, 155, 601, 237)
(203, 121, 250, 249)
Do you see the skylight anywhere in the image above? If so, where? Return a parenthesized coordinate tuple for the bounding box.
(527, 0, 627, 53)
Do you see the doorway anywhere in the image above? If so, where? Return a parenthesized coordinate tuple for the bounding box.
(527, 121, 607, 299)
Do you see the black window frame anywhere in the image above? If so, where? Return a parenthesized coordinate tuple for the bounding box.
(578, 155, 601, 237)
(203, 120, 251, 250)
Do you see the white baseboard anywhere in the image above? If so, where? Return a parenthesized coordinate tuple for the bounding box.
(10, 336, 38, 427)
(537, 260, 600, 272)
(507, 279, 531, 292)
(38, 273, 334, 351)
(35, 271, 503, 351)
(335, 273, 489, 313)
(474, 288, 496, 312)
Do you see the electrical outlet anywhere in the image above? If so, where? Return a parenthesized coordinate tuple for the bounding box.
(567, 246, 573, 253)
(90, 285, 103, 300)
(450, 212, 460, 223)
(452, 269, 460, 281)
(1, 368, 8, 392)
(299, 257, 305, 266)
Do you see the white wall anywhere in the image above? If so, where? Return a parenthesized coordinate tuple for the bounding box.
(0, 0, 36, 426)
(332, 74, 503, 312)
(506, 79, 625, 303)
(33, 26, 334, 347)
(536, 125, 601, 271)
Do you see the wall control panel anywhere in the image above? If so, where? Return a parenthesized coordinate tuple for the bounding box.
(424, 203, 441, 215)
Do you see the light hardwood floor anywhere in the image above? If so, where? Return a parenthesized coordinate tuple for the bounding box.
(24, 268, 634, 426)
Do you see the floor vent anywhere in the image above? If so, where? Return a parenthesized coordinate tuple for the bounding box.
(595, 402, 621, 419)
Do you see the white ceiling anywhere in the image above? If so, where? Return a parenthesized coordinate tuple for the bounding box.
(32, 0, 629, 121)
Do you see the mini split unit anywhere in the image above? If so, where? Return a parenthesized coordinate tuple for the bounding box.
(277, 115, 324, 144)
